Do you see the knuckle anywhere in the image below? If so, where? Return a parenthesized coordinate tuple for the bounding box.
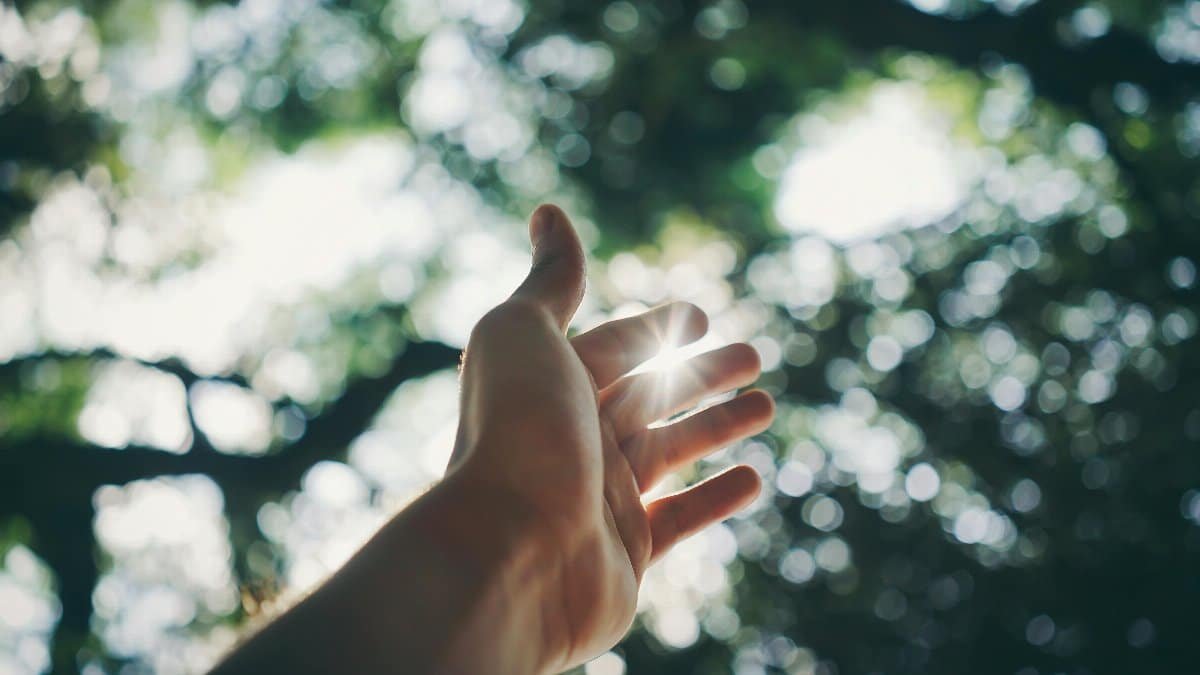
(696, 411, 726, 448)
(660, 498, 687, 540)
(729, 341, 762, 371)
(623, 433, 657, 491)
(669, 300, 708, 333)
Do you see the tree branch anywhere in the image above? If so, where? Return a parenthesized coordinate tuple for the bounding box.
(0, 339, 461, 502)
(2, 334, 459, 672)
(0, 348, 252, 390)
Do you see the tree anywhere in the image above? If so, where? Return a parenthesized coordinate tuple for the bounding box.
(0, 0, 1197, 673)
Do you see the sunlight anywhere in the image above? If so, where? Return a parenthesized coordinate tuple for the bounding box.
(773, 82, 975, 243)
(0, 546, 59, 675)
(7, 0, 1186, 670)
(635, 335, 719, 375)
(628, 302, 726, 376)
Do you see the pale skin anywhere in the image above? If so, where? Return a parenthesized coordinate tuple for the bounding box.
(210, 205, 775, 674)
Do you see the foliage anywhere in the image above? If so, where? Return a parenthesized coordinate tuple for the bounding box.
(1, 0, 1198, 673)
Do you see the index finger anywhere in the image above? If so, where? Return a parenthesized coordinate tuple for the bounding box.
(570, 302, 708, 389)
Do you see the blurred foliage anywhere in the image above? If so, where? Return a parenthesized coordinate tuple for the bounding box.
(2, 0, 1200, 674)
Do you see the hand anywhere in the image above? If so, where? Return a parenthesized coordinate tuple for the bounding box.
(207, 204, 773, 675)
(447, 204, 774, 672)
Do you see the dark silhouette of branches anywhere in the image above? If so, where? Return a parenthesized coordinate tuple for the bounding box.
(2, 338, 459, 673)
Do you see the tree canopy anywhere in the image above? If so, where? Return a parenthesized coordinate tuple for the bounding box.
(1, 0, 1198, 673)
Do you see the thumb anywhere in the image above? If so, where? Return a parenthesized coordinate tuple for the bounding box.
(510, 204, 586, 331)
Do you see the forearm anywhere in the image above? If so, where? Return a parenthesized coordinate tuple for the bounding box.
(210, 470, 556, 675)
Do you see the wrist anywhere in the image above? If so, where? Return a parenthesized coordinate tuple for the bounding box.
(404, 467, 566, 674)
(421, 465, 547, 577)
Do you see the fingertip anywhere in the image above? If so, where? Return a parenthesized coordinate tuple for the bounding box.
(517, 204, 585, 329)
(529, 204, 582, 267)
(744, 343, 763, 374)
(696, 464, 762, 512)
(701, 464, 762, 523)
(669, 301, 709, 343)
(739, 388, 775, 414)
(736, 389, 777, 430)
(529, 203, 568, 245)
(725, 464, 762, 506)
(722, 342, 762, 380)
(704, 466, 760, 521)
(531, 204, 583, 265)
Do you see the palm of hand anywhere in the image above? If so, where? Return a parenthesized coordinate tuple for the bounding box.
(449, 206, 772, 672)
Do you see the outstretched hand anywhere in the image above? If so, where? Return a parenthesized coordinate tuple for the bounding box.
(209, 205, 774, 675)
(447, 204, 773, 671)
